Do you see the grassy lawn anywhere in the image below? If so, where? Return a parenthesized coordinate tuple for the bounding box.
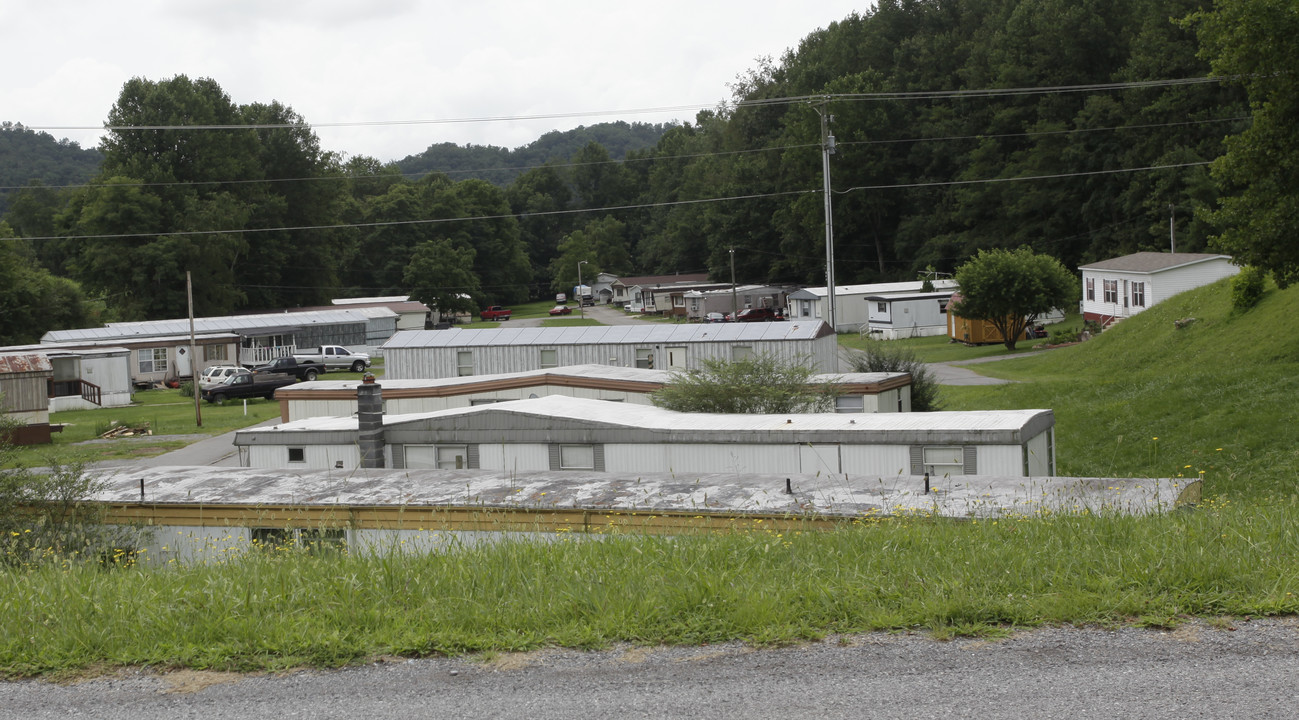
(837, 312, 1082, 364)
(4, 280, 1299, 677)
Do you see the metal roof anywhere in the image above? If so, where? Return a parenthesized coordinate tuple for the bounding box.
(788, 280, 958, 299)
(278, 365, 907, 395)
(1078, 252, 1232, 274)
(0, 353, 53, 374)
(383, 321, 833, 350)
(87, 464, 1190, 519)
(42, 308, 395, 343)
(247, 394, 1049, 438)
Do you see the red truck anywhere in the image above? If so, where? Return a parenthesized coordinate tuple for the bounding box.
(480, 306, 512, 321)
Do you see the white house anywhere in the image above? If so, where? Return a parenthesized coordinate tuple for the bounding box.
(274, 365, 913, 422)
(1078, 252, 1239, 327)
(234, 394, 1057, 479)
(788, 280, 959, 333)
(381, 322, 840, 379)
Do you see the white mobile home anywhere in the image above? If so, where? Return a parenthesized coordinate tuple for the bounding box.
(788, 280, 959, 333)
(381, 322, 839, 379)
(865, 290, 956, 340)
(1078, 252, 1239, 327)
(274, 365, 913, 422)
(84, 464, 1192, 563)
(235, 395, 1055, 479)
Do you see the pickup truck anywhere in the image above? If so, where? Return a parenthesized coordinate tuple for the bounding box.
(253, 356, 325, 381)
(292, 345, 371, 372)
(480, 306, 512, 321)
(201, 371, 296, 404)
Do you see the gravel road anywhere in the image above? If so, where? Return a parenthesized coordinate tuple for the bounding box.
(5, 619, 1297, 719)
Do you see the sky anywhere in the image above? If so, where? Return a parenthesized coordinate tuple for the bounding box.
(5, 1, 869, 162)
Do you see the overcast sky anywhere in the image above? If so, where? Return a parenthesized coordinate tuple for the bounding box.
(6, 1, 869, 162)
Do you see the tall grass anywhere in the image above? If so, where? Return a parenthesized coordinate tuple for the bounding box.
(2, 498, 1296, 677)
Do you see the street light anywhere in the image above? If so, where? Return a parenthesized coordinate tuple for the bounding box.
(578, 260, 589, 319)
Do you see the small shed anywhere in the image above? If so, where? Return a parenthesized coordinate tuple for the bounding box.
(1078, 252, 1239, 327)
(381, 322, 839, 379)
(945, 292, 1026, 345)
(0, 354, 54, 445)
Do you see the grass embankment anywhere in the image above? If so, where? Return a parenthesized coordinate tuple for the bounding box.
(2, 280, 1297, 677)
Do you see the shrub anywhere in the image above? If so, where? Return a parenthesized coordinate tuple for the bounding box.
(1230, 266, 1266, 310)
(178, 380, 195, 398)
(651, 354, 840, 413)
(846, 343, 941, 411)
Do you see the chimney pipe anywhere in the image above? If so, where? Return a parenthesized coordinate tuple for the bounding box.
(357, 373, 385, 468)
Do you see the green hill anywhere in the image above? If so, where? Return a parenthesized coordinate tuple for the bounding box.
(942, 279, 1299, 501)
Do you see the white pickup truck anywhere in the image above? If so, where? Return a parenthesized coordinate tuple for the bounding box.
(291, 345, 372, 372)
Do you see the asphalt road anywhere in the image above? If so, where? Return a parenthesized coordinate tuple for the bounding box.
(4, 619, 1297, 719)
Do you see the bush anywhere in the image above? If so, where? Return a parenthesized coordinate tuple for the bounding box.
(651, 354, 840, 413)
(846, 343, 941, 412)
(1230, 266, 1266, 310)
(178, 380, 195, 398)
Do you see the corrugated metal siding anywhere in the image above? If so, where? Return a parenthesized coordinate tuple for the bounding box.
(973, 446, 1024, 478)
(0, 376, 51, 413)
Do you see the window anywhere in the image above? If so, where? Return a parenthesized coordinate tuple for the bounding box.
(559, 444, 595, 470)
(138, 348, 168, 374)
(456, 351, 473, 376)
(252, 527, 345, 552)
(673, 295, 684, 307)
(835, 396, 865, 413)
(876, 302, 887, 313)
(288, 447, 306, 463)
(203, 344, 228, 361)
(539, 349, 558, 369)
(635, 348, 655, 369)
(1131, 282, 1145, 307)
(732, 345, 755, 362)
(403, 444, 479, 469)
(922, 446, 964, 475)
(1085, 278, 1095, 301)
(436, 445, 469, 470)
(1103, 280, 1118, 304)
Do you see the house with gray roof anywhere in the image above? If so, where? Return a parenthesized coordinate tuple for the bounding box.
(1078, 252, 1238, 327)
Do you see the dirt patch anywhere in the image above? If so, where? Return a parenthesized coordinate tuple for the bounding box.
(485, 649, 552, 671)
(161, 669, 244, 694)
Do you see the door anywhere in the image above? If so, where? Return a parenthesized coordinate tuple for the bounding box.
(175, 346, 192, 377)
(799, 444, 841, 475)
(665, 346, 687, 370)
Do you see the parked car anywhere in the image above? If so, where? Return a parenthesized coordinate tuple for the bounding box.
(253, 356, 325, 381)
(549, 305, 573, 316)
(292, 345, 371, 372)
(734, 307, 783, 322)
(198, 365, 244, 385)
(200, 370, 297, 404)
(480, 306, 512, 321)
(705, 312, 727, 323)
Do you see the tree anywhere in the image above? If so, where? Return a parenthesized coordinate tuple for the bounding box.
(404, 238, 481, 319)
(1189, 0, 1299, 287)
(846, 343, 942, 412)
(650, 354, 840, 414)
(952, 247, 1077, 350)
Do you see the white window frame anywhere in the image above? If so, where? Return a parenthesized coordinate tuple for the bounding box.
(138, 348, 168, 374)
(456, 350, 473, 376)
(287, 447, 306, 464)
(1103, 279, 1118, 304)
(1085, 277, 1095, 301)
(1131, 282, 1145, 307)
(203, 344, 228, 361)
(539, 348, 558, 369)
(635, 348, 654, 369)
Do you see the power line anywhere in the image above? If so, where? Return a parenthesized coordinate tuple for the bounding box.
(17, 159, 1210, 243)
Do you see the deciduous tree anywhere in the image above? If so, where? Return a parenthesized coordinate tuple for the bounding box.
(952, 247, 1076, 350)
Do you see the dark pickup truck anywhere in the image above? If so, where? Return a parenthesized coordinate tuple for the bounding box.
(253, 356, 325, 381)
(201, 371, 296, 405)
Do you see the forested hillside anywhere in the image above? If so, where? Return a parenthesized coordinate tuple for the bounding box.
(1, 0, 1292, 342)
(393, 122, 671, 186)
(0, 123, 101, 216)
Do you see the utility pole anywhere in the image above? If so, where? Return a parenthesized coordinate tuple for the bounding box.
(187, 271, 201, 428)
(1169, 203, 1176, 253)
(814, 99, 837, 332)
(729, 247, 737, 320)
